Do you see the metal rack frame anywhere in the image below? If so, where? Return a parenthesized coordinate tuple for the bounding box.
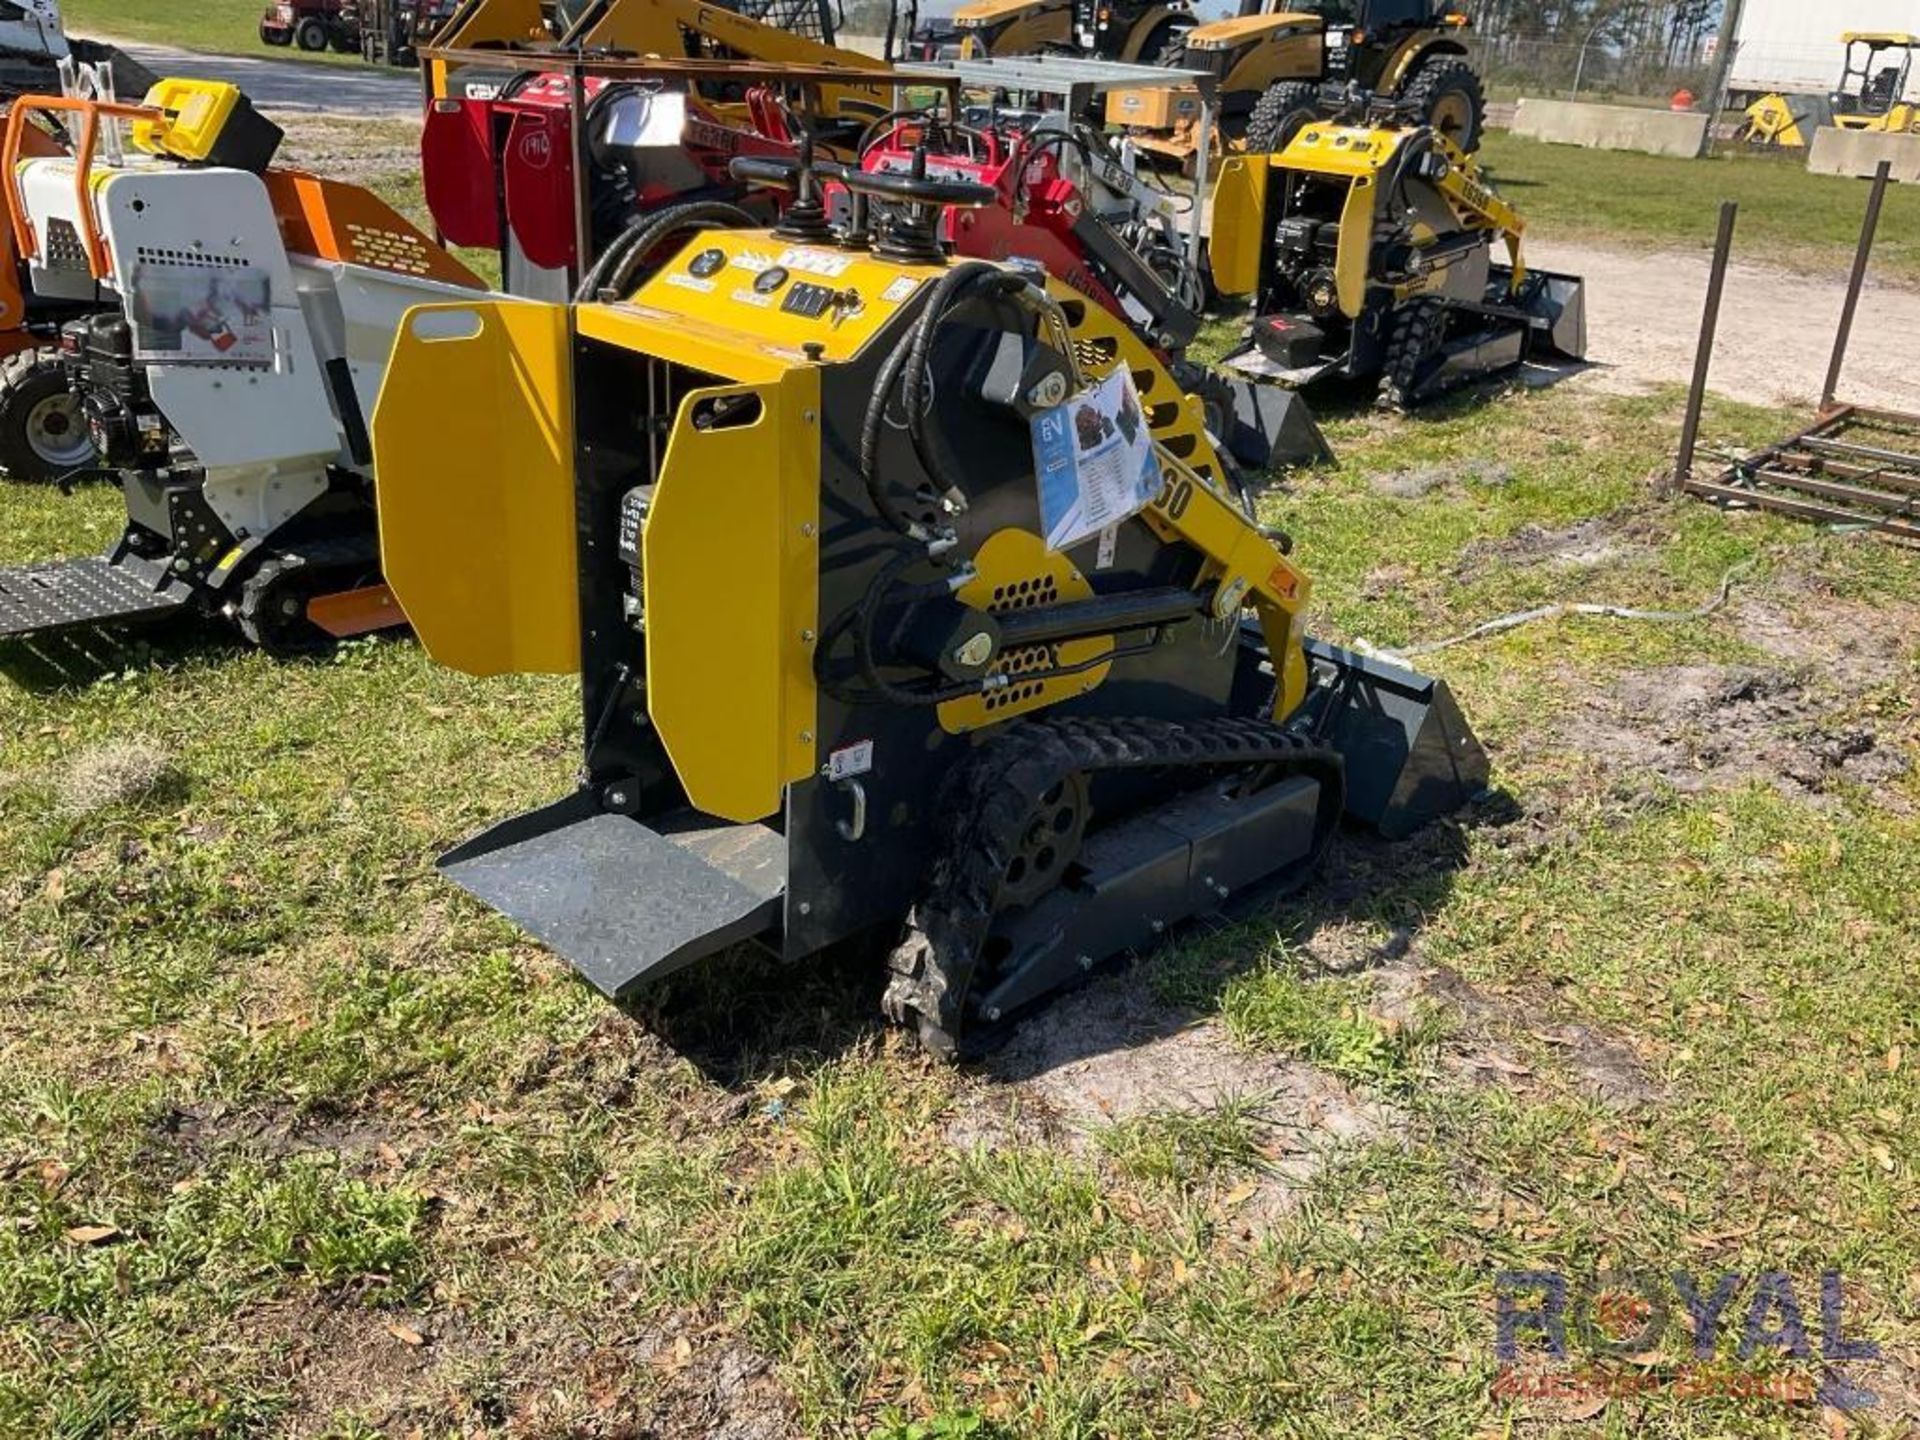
(1674, 160, 1920, 544)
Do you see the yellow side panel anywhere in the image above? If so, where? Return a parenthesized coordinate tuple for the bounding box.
(1207, 157, 1268, 297)
(1334, 173, 1376, 318)
(643, 371, 820, 824)
(372, 302, 580, 677)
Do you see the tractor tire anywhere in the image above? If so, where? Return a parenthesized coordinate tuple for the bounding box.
(1376, 300, 1447, 414)
(1399, 56, 1486, 153)
(329, 32, 358, 53)
(1245, 81, 1323, 154)
(0, 347, 97, 484)
(1135, 20, 1190, 67)
(295, 17, 330, 51)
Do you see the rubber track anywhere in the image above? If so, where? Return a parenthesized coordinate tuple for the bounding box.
(1378, 298, 1445, 413)
(883, 713, 1346, 1060)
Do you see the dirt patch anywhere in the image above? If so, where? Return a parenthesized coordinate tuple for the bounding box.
(259, 1288, 797, 1438)
(1729, 590, 1920, 688)
(1454, 512, 1661, 582)
(629, 1331, 799, 1440)
(1370, 959, 1662, 1110)
(952, 968, 1404, 1223)
(1563, 663, 1910, 807)
(1527, 239, 1920, 413)
(276, 115, 419, 189)
(1369, 457, 1514, 499)
(54, 737, 179, 817)
(251, 1294, 442, 1437)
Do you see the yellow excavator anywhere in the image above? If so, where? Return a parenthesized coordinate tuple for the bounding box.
(1109, 0, 1481, 167)
(1740, 32, 1920, 149)
(952, 0, 1193, 64)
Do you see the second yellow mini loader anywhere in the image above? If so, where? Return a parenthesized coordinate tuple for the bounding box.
(1209, 119, 1585, 409)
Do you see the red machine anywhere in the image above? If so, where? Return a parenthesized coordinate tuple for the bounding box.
(418, 60, 1325, 470)
(422, 72, 803, 274)
(852, 113, 1203, 354)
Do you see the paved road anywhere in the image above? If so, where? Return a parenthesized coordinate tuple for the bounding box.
(81, 35, 421, 117)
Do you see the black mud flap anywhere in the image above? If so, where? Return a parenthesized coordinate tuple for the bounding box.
(0, 554, 192, 642)
(1218, 377, 1334, 471)
(438, 793, 786, 998)
(1298, 638, 1490, 840)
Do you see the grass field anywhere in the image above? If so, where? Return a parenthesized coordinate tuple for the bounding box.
(3, 354, 1918, 1437)
(64, 0, 371, 67)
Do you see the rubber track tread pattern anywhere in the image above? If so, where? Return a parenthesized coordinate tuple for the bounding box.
(883, 714, 1345, 1060)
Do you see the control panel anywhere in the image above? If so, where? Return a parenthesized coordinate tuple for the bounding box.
(620, 230, 949, 365)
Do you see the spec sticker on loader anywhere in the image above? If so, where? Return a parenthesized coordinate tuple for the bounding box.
(827, 741, 874, 781)
(1033, 366, 1160, 552)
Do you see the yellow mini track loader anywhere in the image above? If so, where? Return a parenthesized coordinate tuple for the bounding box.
(1740, 32, 1920, 149)
(1110, 0, 1481, 166)
(1209, 119, 1584, 409)
(372, 152, 1489, 1058)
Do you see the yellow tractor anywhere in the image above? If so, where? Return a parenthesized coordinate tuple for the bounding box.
(1740, 32, 1920, 149)
(951, 0, 1194, 64)
(1110, 0, 1481, 166)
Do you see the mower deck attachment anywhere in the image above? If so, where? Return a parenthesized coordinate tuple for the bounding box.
(439, 796, 787, 997)
(0, 554, 192, 642)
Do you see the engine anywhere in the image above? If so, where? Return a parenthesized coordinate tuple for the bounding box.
(60, 312, 172, 471)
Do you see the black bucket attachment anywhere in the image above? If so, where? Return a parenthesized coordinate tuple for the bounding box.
(1501, 265, 1587, 361)
(438, 793, 786, 997)
(1217, 376, 1334, 472)
(1297, 638, 1491, 839)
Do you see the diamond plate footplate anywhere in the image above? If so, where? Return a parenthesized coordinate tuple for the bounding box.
(0, 556, 190, 641)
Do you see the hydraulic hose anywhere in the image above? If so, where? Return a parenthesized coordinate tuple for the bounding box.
(572, 200, 755, 303)
(899, 268, 1034, 508)
(858, 260, 1004, 538)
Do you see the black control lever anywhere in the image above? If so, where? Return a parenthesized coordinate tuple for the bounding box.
(844, 147, 999, 265)
(729, 136, 834, 243)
